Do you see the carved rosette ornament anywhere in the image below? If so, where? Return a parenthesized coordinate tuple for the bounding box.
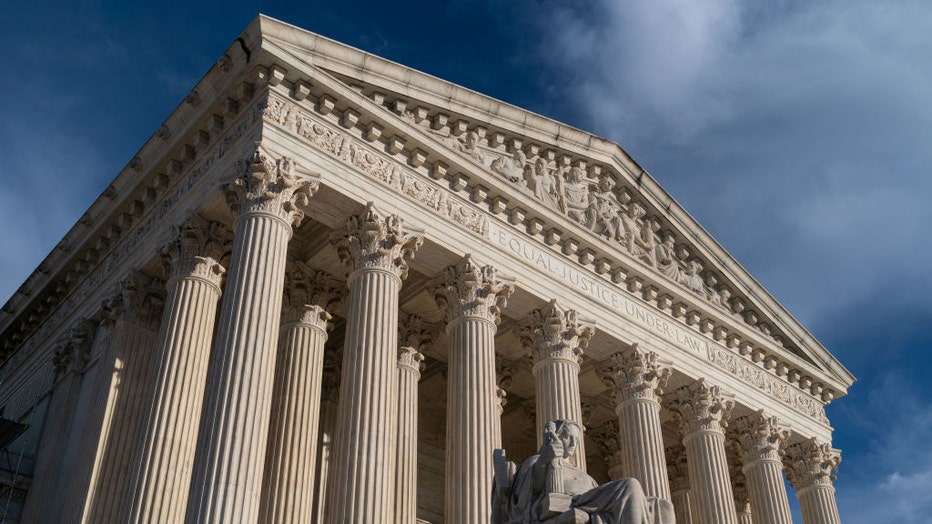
(433, 254, 514, 325)
(332, 202, 423, 280)
(517, 299, 594, 367)
(52, 318, 97, 378)
(783, 438, 841, 491)
(224, 146, 318, 229)
(605, 344, 671, 405)
(159, 214, 229, 286)
(100, 271, 165, 332)
(732, 410, 791, 465)
(669, 379, 736, 435)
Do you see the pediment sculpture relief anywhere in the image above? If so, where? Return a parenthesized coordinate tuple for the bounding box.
(493, 420, 674, 524)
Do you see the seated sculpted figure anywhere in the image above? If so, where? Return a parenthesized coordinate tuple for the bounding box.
(493, 420, 674, 524)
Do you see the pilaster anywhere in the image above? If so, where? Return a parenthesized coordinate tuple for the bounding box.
(784, 438, 842, 524)
(669, 379, 738, 524)
(518, 299, 593, 470)
(601, 344, 672, 499)
(325, 203, 422, 524)
(186, 147, 317, 523)
(125, 214, 227, 524)
(434, 254, 513, 524)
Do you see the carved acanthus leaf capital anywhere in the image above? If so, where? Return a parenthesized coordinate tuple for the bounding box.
(159, 214, 229, 286)
(52, 318, 97, 378)
(669, 379, 735, 436)
(433, 254, 514, 325)
(605, 344, 671, 403)
(398, 313, 431, 372)
(100, 271, 165, 331)
(517, 299, 594, 366)
(731, 410, 791, 464)
(332, 202, 423, 280)
(783, 438, 841, 490)
(224, 145, 318, 228)
(281, 262, 342, 327)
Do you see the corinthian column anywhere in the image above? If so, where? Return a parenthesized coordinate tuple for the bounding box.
(601, 344, 672, 499)
(258, 266, 341, 524)
(395, 313, 431, 524)
(186, 148, 318, 523)
(123, 215, 226, 524)
(784, 438, 842, 524)
(669, 379, 738, 524)
(312, 348, 341, 523)
(518, 299, 593, 471)
(78, 272, 164, 524)
(666, 445, 695, 524)
(325, 203, 423, 524)
(434, 255, 514, 524)
(732, 410, 793, 524)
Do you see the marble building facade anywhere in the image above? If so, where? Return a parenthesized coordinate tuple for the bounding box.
(0, 15, 853, 524)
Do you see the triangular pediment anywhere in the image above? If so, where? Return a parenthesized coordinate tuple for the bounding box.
(254, 16, 855, 394)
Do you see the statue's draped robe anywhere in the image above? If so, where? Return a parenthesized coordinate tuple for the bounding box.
(503, 454, 661, 524)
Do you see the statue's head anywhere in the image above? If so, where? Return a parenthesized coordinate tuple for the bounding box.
(546, 420, 582, 459)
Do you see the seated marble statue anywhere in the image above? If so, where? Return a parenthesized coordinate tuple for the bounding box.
(492, 420, 674, 524)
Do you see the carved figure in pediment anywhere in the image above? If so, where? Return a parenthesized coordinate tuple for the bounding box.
(528, 157, 561, 209)
(457, 131, 487, 165)
(620, 204, 654, 265)
(561, 166, 594, 227)
(679, 260, 706, 295)
(590, 176, 623, 241)
(493, 420, 674, 524)
(492, 150, 529, 183)
(655, 233, 682, 281)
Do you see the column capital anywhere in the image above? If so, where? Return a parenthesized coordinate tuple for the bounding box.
(224, 145, 318, 228)
(731, 410, 791, 465)
(784, 438, 841, 490)
(669, 378, 735, 436)
(332, 202, 423, 280)
(100, 271, 165, 331)
(282, 262, 342, 328)
(159, 214, 229, 286)
(517, 299, 594, 367)
(592, 423, 623, 475)
(53, 318, 97, 377)
(602, 344, 671, 404)
(730, 460, 751, 508)
(398, 312, 431, 372)
(665, 444, 690, 492)
(433, 254, 514, 325)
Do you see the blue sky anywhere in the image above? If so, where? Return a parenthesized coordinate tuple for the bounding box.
(3, 1, 931, 522)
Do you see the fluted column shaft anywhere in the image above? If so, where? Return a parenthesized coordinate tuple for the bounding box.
(745, 457, 792, 523)
(671, 488, 695, 524)
(82, 315, 160, 523)
(186, 148, 317, 523)
(520, 300, 593, 471)
(667, 445, 694, 524)
(257, 304, 330, 524)
(734, 411, 792, 524)
(670, 379, 738, 524)
(396, 345, 425, 524)
(435, 255, 513, 524)
(797, 485, 841, 524)
(326, 203, 422, 524)
(605, 346, 671, 500)
(126, 218, 225, 524)
(313, 349, 340, 523)
(785, 438, 842, 524)
(737, 501, 753, 524)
